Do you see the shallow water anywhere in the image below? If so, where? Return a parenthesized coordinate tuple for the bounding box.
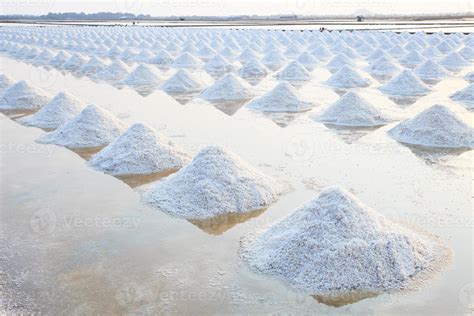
(0, 50, 473, 315)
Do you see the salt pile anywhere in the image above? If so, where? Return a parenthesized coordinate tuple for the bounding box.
(247, 82, 313, 113)
(450, 83, 474, 110)
(261, 51, 287, 71)
(171, 52, 203, 69)
(317, 92, 390, 127)
(89, 123, 191, 176)
(144, 145, 283, 219)
(204, 55, 235, 74)
(37, 104, 127, 148)
(325, 54, 354, 72)
(399, 51, 426, 68)
(150, 50, 173, 66)
(414, 60, 448, 81)
(20, 91, 85, 129)
(61, 54, 88, 71)
(241, 187, 450, 294)
(95, 60, 130, 82)
(238, 59, 269, 78)
(49, 51, 71, 67)
(200, 73, 253, 102)
(459, 46, 474, 61)
(326, 65, 371, 89)
(388, 104, 473, 148)
(122, 64, 162, 86)
(465, 72, 474, 83)
(275, 61, 312, 82)
(80, 56, 107, 75)
(379, 70, 430, 96)
(439, 52, 470, 72)
(0, 74, 15, 94)
(160, 69, 204, 93)
(366, 56, 400, 77)
(0, 80, 51, 110)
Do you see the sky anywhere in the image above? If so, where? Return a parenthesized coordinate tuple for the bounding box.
(1, 0, 472, 16)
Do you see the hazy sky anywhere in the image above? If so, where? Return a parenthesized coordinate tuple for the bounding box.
(1, 0, 472, 16)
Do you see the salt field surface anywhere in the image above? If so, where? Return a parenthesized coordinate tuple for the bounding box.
(0, 24, 473, 315)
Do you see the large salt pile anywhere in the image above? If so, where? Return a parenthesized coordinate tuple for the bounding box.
(122, 64, 162, 86)
(89, 123, 191, 176)
(325, 65, 371, 89)
(247, 82, 313, 113)
(241, 187, 450, 294)
(0, 80, 51, 110)
(450, 83, 474, 110)
(379, 70, 430, 96)
(37, 104, 126, 148)
(200, 73, 253, 102)
(95, 60, 130, 82)
(160, 69, 204, 93)
(414, 60, 448, 81)
(144, 145, 283, 219)
(20, 91, 85, 129)
(0, 74, 15, 94)
(388, 104, 473, 148)
(439, 52, 470, 72)
(317, 92, 390, 127)
(275, 61, 312, 82)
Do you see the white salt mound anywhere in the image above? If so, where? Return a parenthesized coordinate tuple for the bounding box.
(464, 72, 474, 83)
(37, 104, 126, 148)
(366, 56, 399, 76)
(388, 104, 473, 148)
(0, 80, 51, 110)
(96, 60, 130, 82)
(123, 64, 161, 86)
(241, 187, 450, 294)
(200, 73, 253, 101)
(317, 92, 390, 127)
(239, 59, 269, 78)
(450, 83, 474, 110)
(325, 65, 371, 89)
(144, 145, 283, 219)
(160, 69, 204, 93)
(89, 123, 191, 176)
(379, 70, 430, 96)
(275, 61, 312, 81)
(0, 74, 15, 94)
(19, 91, 85, 129)
(414, 60, 447, 80)
(247, 82, 313, 113)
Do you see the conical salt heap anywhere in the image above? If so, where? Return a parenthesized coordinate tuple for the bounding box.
(20, 91, 85, 129)
(0, 74, 15, 94)
(450, 83, 474, 110)
(366, 56, 400, 77)
(241, 187, 451, 294)
(247, 82, 313, 113)
(379, 70, 430, 96)
(459, 46, 474, 61)
(297, 52, 318, 71)
(0, 80, 51, 110)
(61, 54, 88, 71)
(326, 65, 371, 89)
(204, 54, 235, 74)
(317, 92, 390, 127)
(49, 51, 71, 67)
(439, 52, 470, 72)
(37, 104, 126, 148)
(160, 69, 204, 93)
(95, 60, 130, 82)
(89, 123, 191, 176)
(150, 50, 173, 66)
(399, 50, 426, 68)
(144, 145, 284, 219)
(80, 56, 108, 75)
(414, 60, 448, 81)
(464, 72, 474, 83)
(388, 104, 473, 148)
(325, 54, 354, 72)
(200, 73, 253, 102)
(171, 52, 203, 68)
(122, 64, 162, 86)
(261, 51, 287, 71)
(275, 61, 312, 82)
(238, 59, 269, 78)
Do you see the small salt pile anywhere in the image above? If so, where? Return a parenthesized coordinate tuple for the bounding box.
(20, 91, 85, 129)
(160, 69, 204, 93)
(325, 54, 354, 72)
(122, 64, 162, 86)
(204, 55, 235, 74)
(414, 60, 448, 81)
(325, 65, 371, 89)
(150, 50, 173, 66)
(464, 72, 474, 83)
(450, 83, 474, 110)
(37, 104, 126, 148)
(171, 52, 203, 69)
(399, 51, 426, 68)
(439, 52, 470, 72)
(238, 59, 269, 78)
(89, 123, 191, 176)
(80, 56, 108, 75)
(388, 104, 473, 148)
(49, 51, 71, 67)
(379, 70, 430, 97)
(61, 53, 89, 71)
(0, 74, 15, 94)
(144, 145, 283, 219)
(95, 60, 130, 82)
(366, 56, 400, 78)
(0, 80, 51, 110)
(459, 46, 474, 61)
(241, 187, 450, 294)
(261, 51, 287, 71)
(200, 73, 253, 102)
(296, 52, 318, 71)
(275, 61, 312, 82)
(247, 82, 313, 113)
(317, 92, 390, 127)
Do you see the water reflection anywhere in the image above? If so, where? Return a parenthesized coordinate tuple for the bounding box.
(313, 291, 379, 307)
(70, 146, 104, 160)
(188, 208, 266, 235)
(165, 91, 201, 105)
(1, 109, 36, 119)
(386, 95, 421, 106)
(211, 99, 249, 116)
(324, 124, 381, 144)
(400, 143, 471, 164)
(262, 111, 307, 128)
(115, 169, 176, 188)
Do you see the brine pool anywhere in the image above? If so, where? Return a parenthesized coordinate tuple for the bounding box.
(0, 55, 473, 315)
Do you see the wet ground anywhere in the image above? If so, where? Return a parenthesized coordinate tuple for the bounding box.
(0, 48, 473, 315)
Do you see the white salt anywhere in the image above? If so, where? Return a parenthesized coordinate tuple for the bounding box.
(379, 70, 430, 96)
(238, 59, 269, 79)
(325, 65, 371, 89)
(414, 60, 448, 81)
(450, 83, 474, 110)
(0, 74, 15, 94)
(122, 64, 162, 86)
(247, 82, 313, 113)
(0, 80, 51, 110)
(95, 60, 130, 82)
(275, 61, 312, 82)
(200, 73, 253, 102)
(160, 69, 204, 93)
